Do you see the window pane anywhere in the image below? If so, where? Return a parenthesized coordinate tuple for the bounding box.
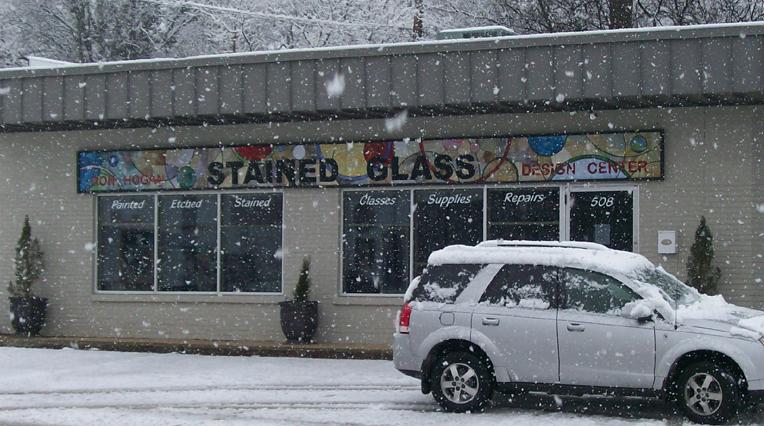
(343, 191, 410, 294)
(562, 268, 638, 314)
(411, 264, 485, 303)
(480, 264, 558, 309)
(487, 188, 559, 241)
(221, 193, 282, 292)
(157, 195, 217, 292)
(97, 196, 154, 291)
(413, 189, 483, 272)
(569, 191, 633, 251)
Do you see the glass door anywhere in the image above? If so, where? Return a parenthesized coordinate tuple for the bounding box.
(566, 188, 636, 251)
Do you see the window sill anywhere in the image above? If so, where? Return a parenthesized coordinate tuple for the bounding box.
(333, 295, 404, 306)
(92, 293, 284, 305)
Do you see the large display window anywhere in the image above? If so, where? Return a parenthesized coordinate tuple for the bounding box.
(97, 195, 155, 291)
(487, 188, 560, 241)
(221, 193, 283, 292)
(568, 190, 634, 251)
(96, 192, 283, 293)
(413, 189, 483, 273)
(157, 195, 218, 292)
(342, 190, 410, 294)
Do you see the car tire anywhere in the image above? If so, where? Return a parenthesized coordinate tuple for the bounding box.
(430, 351, 493, 413)
(676, 361, 742, 425)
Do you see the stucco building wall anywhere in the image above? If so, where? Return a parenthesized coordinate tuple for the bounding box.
(0, 105, 760, 344)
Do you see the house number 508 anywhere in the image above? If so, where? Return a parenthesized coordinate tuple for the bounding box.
(590, 196, 614, 207)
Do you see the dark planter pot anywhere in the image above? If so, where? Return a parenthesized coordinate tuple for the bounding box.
(9, 296, 47, 336)
(279, 300, 318, 343)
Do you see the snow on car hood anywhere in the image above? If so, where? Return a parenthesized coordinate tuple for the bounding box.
(676, 294, 764, 339)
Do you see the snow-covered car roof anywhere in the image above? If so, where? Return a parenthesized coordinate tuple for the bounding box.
(427, 240, 655, 277)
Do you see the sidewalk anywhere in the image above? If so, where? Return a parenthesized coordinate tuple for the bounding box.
(0, 334, 392, 360)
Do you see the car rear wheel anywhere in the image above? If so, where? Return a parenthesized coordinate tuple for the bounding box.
(430, 351, 493, 413)
(677, 361, 741, 424)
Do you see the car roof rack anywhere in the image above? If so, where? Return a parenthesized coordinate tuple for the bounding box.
(477, 240, 609, 251)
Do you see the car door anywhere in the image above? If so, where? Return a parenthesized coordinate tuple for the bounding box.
(472, 264, 560, 384)
(557, 268, 656, 389)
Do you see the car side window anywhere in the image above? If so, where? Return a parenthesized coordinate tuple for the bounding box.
(411, 264, 486, 303)
(562, 268, 639, 315)
(479, 264, 558, 310)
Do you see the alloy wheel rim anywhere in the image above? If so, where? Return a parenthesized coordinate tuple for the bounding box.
(684, 372, 723, 416)
(440, 362, 479, 404)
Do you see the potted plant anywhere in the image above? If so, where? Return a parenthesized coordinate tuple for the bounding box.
(279, 256, 319, 343)
(7, 216, 46, 336)
(686, 215, 721, 295)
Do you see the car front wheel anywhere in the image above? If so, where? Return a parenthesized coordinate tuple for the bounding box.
(430, 351, 493, 413)
(677, 361, 742, 424)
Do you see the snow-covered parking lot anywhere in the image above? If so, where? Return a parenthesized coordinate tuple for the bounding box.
(0, 347, 761, 426)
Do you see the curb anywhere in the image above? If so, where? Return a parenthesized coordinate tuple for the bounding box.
(0, 334, 393, 360)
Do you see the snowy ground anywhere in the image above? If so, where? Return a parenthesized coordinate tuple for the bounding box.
(0, 347, 761, 425)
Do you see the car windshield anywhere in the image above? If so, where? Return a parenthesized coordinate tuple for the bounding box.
(628, 266, 701, 306)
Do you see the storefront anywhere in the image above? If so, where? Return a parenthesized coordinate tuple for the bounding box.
(80, 131, 660, 298)
(0, 23, 761, 344)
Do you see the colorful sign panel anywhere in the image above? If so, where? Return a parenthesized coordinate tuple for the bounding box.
(78, 131, 663, 193)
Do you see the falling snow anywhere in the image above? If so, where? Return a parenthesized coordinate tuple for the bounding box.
(384, 110, 408, 133)
(325, 72, 345, 98)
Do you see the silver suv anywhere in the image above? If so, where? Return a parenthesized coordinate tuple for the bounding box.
(394, 241, 764, 424)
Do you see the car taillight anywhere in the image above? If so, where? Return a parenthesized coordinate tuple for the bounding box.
(399, 302, 413, 334)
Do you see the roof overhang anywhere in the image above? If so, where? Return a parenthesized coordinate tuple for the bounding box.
(1, 22, 762, 132)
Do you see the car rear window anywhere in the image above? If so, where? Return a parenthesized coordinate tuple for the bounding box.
(411, 264, 485, 303)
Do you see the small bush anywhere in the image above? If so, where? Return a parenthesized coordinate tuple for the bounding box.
(7, 216, 45, 298)
(686, 216, 721, 295)
(293, 256, 311, 303)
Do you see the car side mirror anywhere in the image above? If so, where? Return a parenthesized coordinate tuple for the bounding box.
(621, 300, 656, 323)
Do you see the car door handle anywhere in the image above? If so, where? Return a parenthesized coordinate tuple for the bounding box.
(482, 317, 500, 326)
(566, 323, 586, 332)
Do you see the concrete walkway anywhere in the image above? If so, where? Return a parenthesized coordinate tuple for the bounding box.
(0, 334, 392, 359)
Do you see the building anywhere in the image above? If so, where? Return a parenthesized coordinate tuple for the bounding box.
(0, 23, 762, 344)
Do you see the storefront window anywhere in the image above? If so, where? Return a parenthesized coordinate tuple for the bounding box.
(569, 190, 633, 251)
(221, 193, 283, 292)
(97, 195, 155, 291)
(487, 188, 560, 241)
(157, 194, 218, 292)
(343, 190, 410, 294)
(413, 189, 483, 273)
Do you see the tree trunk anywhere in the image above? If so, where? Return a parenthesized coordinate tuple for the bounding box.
(413, 0, 424, 40)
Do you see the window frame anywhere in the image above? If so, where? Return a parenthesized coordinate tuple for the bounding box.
(93, 190, 284, 295)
